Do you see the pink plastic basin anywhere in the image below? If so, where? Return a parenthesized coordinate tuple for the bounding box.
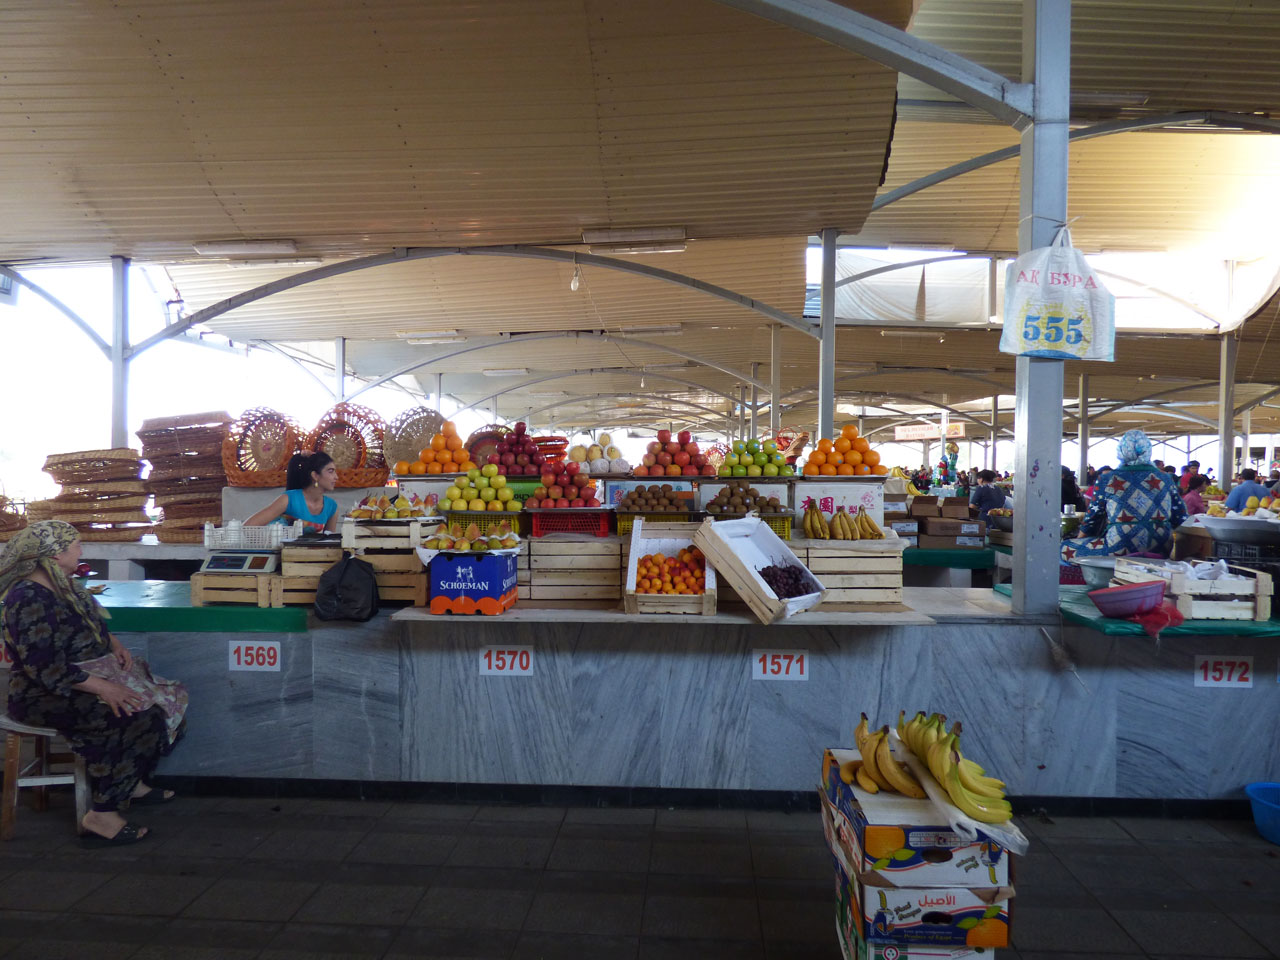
(1087, 579, 1165, 618)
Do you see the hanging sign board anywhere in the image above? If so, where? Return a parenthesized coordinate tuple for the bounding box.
(893, 423, 966, 442)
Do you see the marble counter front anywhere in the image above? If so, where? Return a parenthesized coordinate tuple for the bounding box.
(91, 592, 1278, 802)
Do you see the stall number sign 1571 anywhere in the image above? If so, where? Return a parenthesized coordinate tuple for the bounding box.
(752, 650, 808, 681)
(228, 641, 281, 672)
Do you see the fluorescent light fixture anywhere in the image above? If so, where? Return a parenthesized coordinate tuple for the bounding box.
(880, 329, 945, 338)
(404, 337, 465, 345)
(640, 362, 695, 371)
(225, 257, 322, 268)
(615, 324, 683, 337)
(529, 391, 567, 398)
(397, 330, 458, 339)
(582, 226, 685, 245)
(192, 239, 298, 256)
(482, 368, 529, 377)
(887, 242, 956, 252)
(590, 242, 687, 255)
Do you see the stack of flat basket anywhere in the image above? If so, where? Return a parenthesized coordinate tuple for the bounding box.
(138, 412, 232, 543)
(39, 449, 151, 541)
(0, 493, 26, 542)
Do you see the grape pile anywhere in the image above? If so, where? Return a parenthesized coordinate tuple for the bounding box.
(758, 563, 812, 599)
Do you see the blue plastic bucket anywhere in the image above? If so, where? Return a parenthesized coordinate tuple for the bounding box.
(1245, 782, 1280, 845)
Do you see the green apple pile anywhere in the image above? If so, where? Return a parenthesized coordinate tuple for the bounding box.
(719, 438, 794, 478)
(444, 465, 523, 513)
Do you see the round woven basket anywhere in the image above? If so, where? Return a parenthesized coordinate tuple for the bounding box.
(222, 408, 301, 487)
(463, 424, 511, 466)
(307, 403, 387, 471)
(385, 407, 445, 466)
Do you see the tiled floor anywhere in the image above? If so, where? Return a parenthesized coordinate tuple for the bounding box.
(0, 794, 1277, 959)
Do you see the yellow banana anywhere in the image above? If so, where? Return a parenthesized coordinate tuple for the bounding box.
(942, 750, 1012, 823)
(916, 713, 944, 764)
(832, 508, 845, 540)
(859, 729, 896, 792)
(861, 508, 885, 539)
(903, 711, 927, 755)
(845, 509, 860, 540)
(854, 765, 880, 794)
(818, 509, 830, 539)
(896, 710, 908, 744)
(950, 723, 1006, 798)
(854, 712, 871, 751)
(802, 505, 814, 539)
(839, 759, 862, 785)
(875, 726, 927, 798)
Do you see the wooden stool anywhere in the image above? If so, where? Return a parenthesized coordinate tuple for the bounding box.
(1, 714, 88, 840)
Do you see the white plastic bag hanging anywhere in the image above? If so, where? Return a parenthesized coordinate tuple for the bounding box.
(1000, 228, 1115, 361)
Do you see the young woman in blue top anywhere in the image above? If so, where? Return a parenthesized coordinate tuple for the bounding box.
(245, 452, 340, 532)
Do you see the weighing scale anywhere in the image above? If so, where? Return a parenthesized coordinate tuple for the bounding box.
(198, 550, 280, 574)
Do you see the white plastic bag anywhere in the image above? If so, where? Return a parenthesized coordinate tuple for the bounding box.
(1000, 228, 1115, 361)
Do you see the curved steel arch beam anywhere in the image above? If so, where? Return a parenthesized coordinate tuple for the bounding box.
(1236, 385, 1280, 417)
(1088, 381, 1219, 422)
(489, 368, 747, 410)
(134, 245, 812, 358)
(248, 340, 336, 399)
(514, 393, 732, 428)
(1098, 405, 1217, 429)
(833, 253, 991, 289)
(1092, 269, 1222, 328)
(778, 367, 1009, 404)
(0, 265, 111, 357)
(448, 376, 733, 424)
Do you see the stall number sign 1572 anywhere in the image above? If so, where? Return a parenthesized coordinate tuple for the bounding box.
(228, 641, 281, 672)
(1194, 655, 1252, 688)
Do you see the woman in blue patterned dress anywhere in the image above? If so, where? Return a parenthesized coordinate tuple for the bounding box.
(2, 521, 186, 846)
(1061, 429, 1188, 562)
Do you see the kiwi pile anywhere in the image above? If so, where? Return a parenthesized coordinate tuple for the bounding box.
(617, 483, 691, 514)
(705, 479, 783, 517)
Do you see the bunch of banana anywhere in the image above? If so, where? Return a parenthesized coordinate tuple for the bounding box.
(829, 506, 859, 540)
(855, 506, 885, 539)
(802, 501, 830, 539)
(889, 466, 924, 496)
(852, 713, 926, 798)
(899, 711, 1012, 823)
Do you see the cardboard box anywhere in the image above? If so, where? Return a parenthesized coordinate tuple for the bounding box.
(888, 520, 919, 535)
(940, 497, 972, 519)
(428, 552, 518, 615)
(693, 516, 824, 623)
(917, 534, 986, 551)
(821, 749, 1010, 889)
(921, 518, 985, 537)
(836, 916, 993, 960)
(899, 536, 918, 549)
(908, 496, 940, 518)
(883, 511, 911, 522)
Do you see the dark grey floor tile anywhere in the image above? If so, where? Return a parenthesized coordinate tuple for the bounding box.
(296, 799, 393, 819)
(1087, 884, 1210, 911)
(69, 871, 216, 916)
(650, 840, 754, 876)
(557, 822, 654, 842)
(1117, 817, 1237, 843)
(746, 811, 821, 834)
(159, 826, 272, 859)
(642, 895, 761, 940)
(1206, 819, 1280, 848)
(382, 803, 479, 822)
(510, 930, 639, 960)
(22, 911, 170, 944)
(181, 878, 319, 922)
(431, 865, 543, 891)
(260, 920, 399, 958)
(1229, 911, 1280, 952)
(748, 828, 826, 849)
(1014, 850, 1086, 888)
(210, 797, 309, 817)
(1161, 854, 1280, 891)
(293, 881, 427, 926)
(1021, 816, 1131, 840)
(764, 939, 843, 960)
(1062, 852, 1192, 890)
(131, 946, 259, 960)
(1018, 954, 1148, 960)
(655, 809, 748, 831)
(1009, 907, 1140, 953)
(154, 917, 282, 950)
(565, 807, 656, 826)
(0, 868, 115, 911)
(346, 830, 460, 866)
(524, 890, 644, 936)
(639, 937, 764, 960)
(385, 925, 519, 958)
(474, 805, 566, 824)
(243, 828, 367, 862)
(754, 876, 830, 902)
(1144, 840, 1276, 862)
(314, 861, 439, 888)
(646, 874, 757, 899)
(750, 842, 832, 880)
(462, 818, 562, 839)
(409, 885, 534, 930)
(537, 870, 647, 896)
(0, 938, 19, 959)
(1109, 909, 1272, 957)
(445, 835, 553, 870)
(547, 836, 651, 873)
(8, 939, 139, 960)
(758, 897, 833, 943)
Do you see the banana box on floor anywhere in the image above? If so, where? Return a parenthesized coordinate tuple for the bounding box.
(822, 749, 1010, 887)
(825, 802, 1013, 950)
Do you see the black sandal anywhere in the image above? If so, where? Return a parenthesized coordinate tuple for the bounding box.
(130, 788, 176, 807)
(81, 822, 150, 848)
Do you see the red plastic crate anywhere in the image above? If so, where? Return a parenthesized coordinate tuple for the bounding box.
(528, 508, 611, 538)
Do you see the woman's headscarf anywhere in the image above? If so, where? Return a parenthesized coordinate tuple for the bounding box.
(0, 520, 107, 644)
(1117, 429, 1153, 466)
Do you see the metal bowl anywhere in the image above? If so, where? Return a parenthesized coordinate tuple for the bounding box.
(987, 513, 1013, 532)
(1198, 515, 1280, 546)
(1073, 557, 1115, 588)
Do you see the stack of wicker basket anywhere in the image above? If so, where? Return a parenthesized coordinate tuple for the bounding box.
(38, 449, 151, 541)
(0, 493, 26, 542)
(138, 412, 232, 543)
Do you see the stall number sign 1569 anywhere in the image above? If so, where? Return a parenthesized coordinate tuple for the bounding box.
(228, 641, 281, 672)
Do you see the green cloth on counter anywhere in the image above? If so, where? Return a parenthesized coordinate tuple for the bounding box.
(990, 543, 1012, 556)
(991, 582, 1280, 637)
(89, 580, 308, 633)
(903, 547, 995, 570)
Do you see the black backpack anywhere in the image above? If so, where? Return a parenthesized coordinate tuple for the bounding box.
(313, 554, 379, 621)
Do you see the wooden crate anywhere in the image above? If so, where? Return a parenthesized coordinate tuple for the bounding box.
(190, 572, 275, 607)
(281, 545, 422, 575)
(623, 519, 716, 615)
(802, 540, 905, 604)
(529, 536, 621, 600)
(1113, 557, 1273, 621)
(340, 518, 430, 551)
(271, 572, 428, 606)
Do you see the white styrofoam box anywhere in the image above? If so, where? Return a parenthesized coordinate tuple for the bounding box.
(696, 480, 791, 511)
(394, 478, 464, 509)
(603, 478, 695, 507)
(794, 479, 885, 527)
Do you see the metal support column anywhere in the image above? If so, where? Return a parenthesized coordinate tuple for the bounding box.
(1219, 335, 1238, 489)
(990, 396, 999, 470)
(1012, 0, 1070, 616)
(110, 256, 130, 449)
(818, 227, 837, 441)
(1242, 408, 1253, 471)
(1078, 373, 1089, 480)
(769, 326, 782, 437)
(738, 386, 747, 440)
(334, 337, 347, 401)
(434, 373, 443, 412)
(750, 363, 759, 438)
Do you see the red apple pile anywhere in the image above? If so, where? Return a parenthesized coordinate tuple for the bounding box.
(487, 421, 547, 476)
(635, 429, 716, 478)
(527, 461, 601, 509)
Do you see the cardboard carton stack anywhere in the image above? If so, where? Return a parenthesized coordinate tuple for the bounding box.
(918, 517, 987, 551)
(137, 412, 232, 543)
(821, 748, 1015, 959)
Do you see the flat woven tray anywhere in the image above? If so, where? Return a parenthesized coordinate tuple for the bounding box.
(155, 526, 205, 544)
(53, 507, 151, 525)
(54, 481, 148, 498)
(53, 493, 148, 509)
(72, 523, 152, 542)
(156, 512, 222, 530)
(160, 499, 224, 520)
(153, 488, 224, 508)
(149, 477, 226, 498)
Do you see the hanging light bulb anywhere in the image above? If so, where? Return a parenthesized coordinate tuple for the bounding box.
(570, 264, 581, 292)
(640, 374, 646, 388)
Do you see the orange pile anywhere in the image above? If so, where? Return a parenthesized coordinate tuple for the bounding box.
(802, 423, 886, 477)
(634, 548, 706, 596)
(392, 420, 479, 476)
